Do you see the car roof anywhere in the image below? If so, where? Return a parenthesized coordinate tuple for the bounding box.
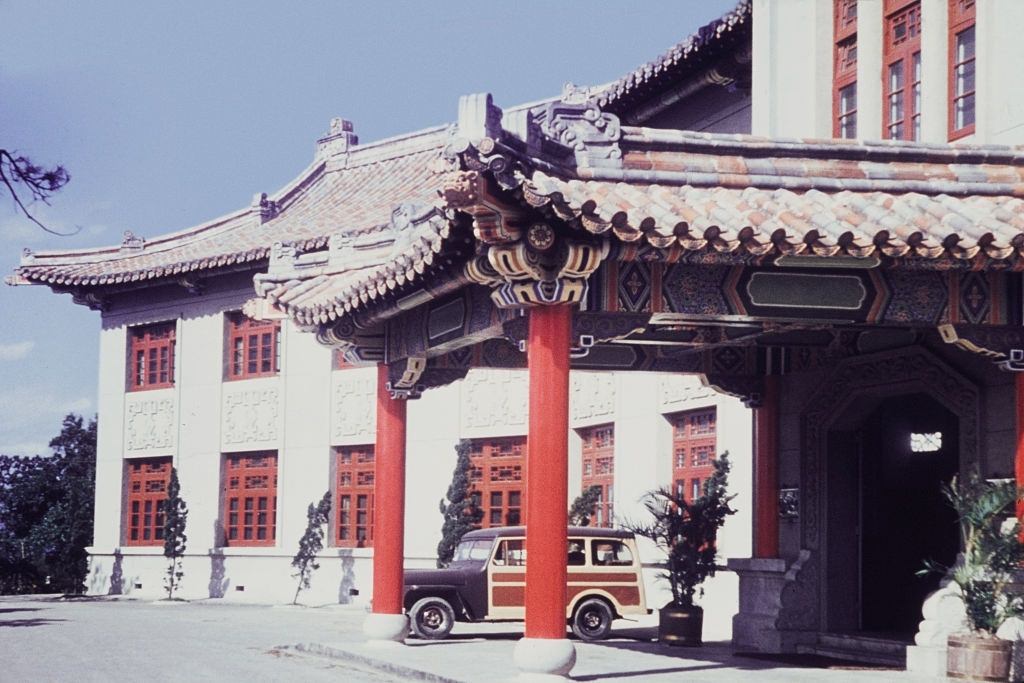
(460, 526, 634, 541)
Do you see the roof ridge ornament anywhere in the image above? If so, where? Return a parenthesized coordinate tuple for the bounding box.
(120, 230, 145, 253)
(531, 90, 622, 169)
(316, 117, 358, 163)
(456, 93, 503, 145)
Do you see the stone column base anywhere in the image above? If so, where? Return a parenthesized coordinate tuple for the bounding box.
(362, 612, 408, 643)
(513, 637, 576, 680)
(728, 553, 818, 653)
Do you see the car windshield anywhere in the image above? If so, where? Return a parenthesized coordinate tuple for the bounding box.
(452, 539, 493, 562)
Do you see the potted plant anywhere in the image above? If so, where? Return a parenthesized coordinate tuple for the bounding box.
(921, 475, 1024, 681)
(627, 452, 735, 646)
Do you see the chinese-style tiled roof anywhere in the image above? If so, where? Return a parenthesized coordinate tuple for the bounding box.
(523, 129, 1024, 262)
(254, 203, 458, 326)
(592, 0, 751, 112)
(10, 127, 449, 288)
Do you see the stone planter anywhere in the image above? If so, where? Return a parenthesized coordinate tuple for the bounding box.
(659, 604, 703, 646)
(947, 633, 1012, 681)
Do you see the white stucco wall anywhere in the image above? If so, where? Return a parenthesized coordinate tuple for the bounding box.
(85, 285, 752, 636)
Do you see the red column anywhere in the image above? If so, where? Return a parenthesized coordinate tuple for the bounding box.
(524, 305, 572, 639)
(753, 375, 780, 558)
(373, 363, 407, 615)
(1016, 374, 1024, 539)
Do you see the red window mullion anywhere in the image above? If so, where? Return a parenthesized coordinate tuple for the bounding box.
(227, 312, 281, 380)
(883, 1, 922, 141)
(124, 457, 172, 546)
(948, 0, 976, 139)
(470, 437, 526, 529)
(129, 322, 176, 391)
(335, 446, 375, 547)
(671, 408, 717, 502)
(581, 424, 615, 528)
(833, 0, 858, 138)
(222, 452, 278, 547)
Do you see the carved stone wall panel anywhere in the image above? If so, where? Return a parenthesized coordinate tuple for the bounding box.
(461, 370, 527, 435)
(657, 374, 716, 413)
(124, 391, 176, 455)
(331, 371, 376, 443)
(221, 383, 281, 450)
(570, 373, 615, 424)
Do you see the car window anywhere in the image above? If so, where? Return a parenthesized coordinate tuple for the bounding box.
(567, 539, 586, 566)
(591, 540, 634, 566)
(453, 539, 494, 562)
(492, 539, 526, 566)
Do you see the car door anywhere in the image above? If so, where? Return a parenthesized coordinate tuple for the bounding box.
(487, 537, 526, 619)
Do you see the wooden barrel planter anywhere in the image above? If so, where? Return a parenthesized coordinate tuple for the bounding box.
(659, 604, 703, 646)
(947, 634, 1012, 681)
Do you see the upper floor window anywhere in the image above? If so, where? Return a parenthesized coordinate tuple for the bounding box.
(884, 1, 922, 141)
(129, 321, 176, 391)
(226, 313, 280, 380)
(124, 457, 172, 545)
(949, 0, 976, 139)
(833, 0, 858, 138)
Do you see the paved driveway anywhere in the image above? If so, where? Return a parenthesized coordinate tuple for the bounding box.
(1, 596, 400, 682)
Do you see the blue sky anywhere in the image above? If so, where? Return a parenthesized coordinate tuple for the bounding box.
(0, 0, 738, 456)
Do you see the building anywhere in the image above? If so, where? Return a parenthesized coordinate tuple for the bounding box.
(10, 0, 1024, 678)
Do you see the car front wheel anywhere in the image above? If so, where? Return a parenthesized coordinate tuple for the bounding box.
(571, 597, 613, 640)
(409, 596, 455, 640)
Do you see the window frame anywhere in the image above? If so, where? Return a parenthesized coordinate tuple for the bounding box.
(124, 457, 173, 546)
(128, 321, 177, 391)
(948, 0, 976, 140)
(670, 407, 718, 503)
(222, 451, 278, 547)
(335, 445, 375, 548)
(469, 436, 526, 528)
(883, 0, 922, 141)
(833, 0, 859, 138)
(580, 423, 615, 528)
(225, 312, 281, 381)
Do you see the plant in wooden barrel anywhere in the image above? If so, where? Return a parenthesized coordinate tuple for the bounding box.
(920, 475, 1024, 681)
(627, 452, 735, 646)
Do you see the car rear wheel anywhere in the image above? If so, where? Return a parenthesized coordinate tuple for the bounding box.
(409, 596, 455, 640)
(571, 597, 613, 640)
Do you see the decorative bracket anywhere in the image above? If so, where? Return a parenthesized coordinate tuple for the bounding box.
(779, 488, 800, 519)
(386, 356, 426, 399)
(316, 318, 385, 364)
(530, 84, 622, 169)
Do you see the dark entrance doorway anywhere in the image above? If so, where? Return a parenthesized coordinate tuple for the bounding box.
(826, 393, 959, 635)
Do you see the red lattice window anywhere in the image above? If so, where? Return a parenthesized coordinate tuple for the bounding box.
(336, 445, 374, 547)
(580, 424, 615, 527)
(469, 437, 526, 528)
(129, 322, 176, 391)
(884, 0, 922, 141)
(222, 452, 277, 546)
(948, 0, 976, 139)
(833, 0, 859, 138)
(670, 408, 717, 502)
(226, 312, 280, 380)
(124, 457, 172, 545)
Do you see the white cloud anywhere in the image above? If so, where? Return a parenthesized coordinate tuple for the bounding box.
(0, 340, 34, 361)
(0, 387, 93, 424)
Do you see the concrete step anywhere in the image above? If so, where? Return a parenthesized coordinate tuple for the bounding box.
(796, 633, 908, 668)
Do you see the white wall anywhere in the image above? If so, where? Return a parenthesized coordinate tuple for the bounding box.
(87, 285, 752, 614)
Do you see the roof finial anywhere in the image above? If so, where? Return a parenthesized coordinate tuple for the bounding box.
(316, 117, 358, 161)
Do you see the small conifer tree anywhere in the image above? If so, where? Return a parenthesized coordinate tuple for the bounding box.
(162, 467, 188, 600)
(437, 440, 483, 567)
(569, 484, 604, 527)
(291, 491, 332, 605)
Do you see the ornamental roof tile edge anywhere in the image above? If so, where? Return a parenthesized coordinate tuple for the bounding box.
(12, 124, 451, 287)
(591, 0, 752, 111)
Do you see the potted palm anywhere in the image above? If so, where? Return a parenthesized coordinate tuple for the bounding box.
(921, 475, 1024, 681)
(627, 452, 735, 646)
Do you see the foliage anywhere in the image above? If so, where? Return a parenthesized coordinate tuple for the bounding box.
(569, 485, 604, 527)
(0, 414, 96, 595)
(920, 474, 1024, 636)
(0, 149, 73, 235)
(162, 467, 188, 600)
(291, 490, 332, 604)
(436, 440, 483, 567)
(626, 452, 735, 608)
